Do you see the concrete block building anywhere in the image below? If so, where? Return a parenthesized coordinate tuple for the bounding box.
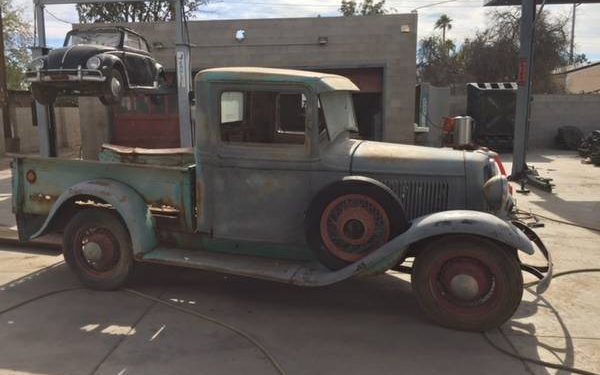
(77, 14, 417, 156)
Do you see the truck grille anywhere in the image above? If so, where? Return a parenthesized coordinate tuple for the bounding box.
(380, 178, 450, 219)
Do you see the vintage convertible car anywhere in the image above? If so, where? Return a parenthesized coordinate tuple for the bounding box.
(25, 27, 165, 105)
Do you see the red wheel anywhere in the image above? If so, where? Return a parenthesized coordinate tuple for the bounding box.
(412, 235, 523, 331)
(63, 208, 133, 290)
(320, 194, 391, 262)
(305, 179, 409, 270)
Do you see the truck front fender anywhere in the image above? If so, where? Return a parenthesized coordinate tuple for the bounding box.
(406, 210, 534, 254)
(291, 210, 533, 287)
(32, 179, 157, 255)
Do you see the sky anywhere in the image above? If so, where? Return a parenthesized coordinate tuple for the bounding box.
(11, 0, 600, 61)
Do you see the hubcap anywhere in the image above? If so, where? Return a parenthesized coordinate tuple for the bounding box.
(76, 228, 119, 274)
(82, 242, 103, 262)
(110, 77, 121, 96)
(449, 274, 480, 300)
(437, 257, 494, 305)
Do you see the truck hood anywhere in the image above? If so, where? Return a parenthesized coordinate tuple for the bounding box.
(351, 141, 466, 176)
(45, 45, 117, 69)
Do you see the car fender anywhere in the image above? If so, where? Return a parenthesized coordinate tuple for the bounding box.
(31, 179, 157, 255)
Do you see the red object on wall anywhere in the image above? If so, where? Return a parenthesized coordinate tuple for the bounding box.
(111, 94, 180, 148)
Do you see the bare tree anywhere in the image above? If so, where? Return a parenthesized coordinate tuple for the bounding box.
(340, 0, 388, 16)
(76, 0, 208, 23)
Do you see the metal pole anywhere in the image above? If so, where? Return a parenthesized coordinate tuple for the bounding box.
(0, 7, 12, 143)
(510, 0, 536, 178)
(174, 0, 193, 147)
(569, 2, 577, 64)
(33, 0, 56, 157)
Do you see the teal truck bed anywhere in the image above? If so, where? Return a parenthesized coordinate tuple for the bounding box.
(12, 156, 195, 241)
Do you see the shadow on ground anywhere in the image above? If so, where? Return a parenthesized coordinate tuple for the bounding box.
(0, 260, 570, 375)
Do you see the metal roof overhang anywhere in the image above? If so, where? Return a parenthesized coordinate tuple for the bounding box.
(485, 0, 600, 6)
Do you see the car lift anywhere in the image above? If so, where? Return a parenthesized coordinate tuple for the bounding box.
(485, 0, 598, 193)
(32, 0, 193, 157)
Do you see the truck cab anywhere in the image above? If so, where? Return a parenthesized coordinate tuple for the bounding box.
(12, 67, 549, 332)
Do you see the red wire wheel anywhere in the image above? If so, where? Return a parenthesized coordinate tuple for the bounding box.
(412, 235, 523, 331)
(63, 208, 134, 290)
(320, 194, 391, 262)
(305, 178, 409, 270)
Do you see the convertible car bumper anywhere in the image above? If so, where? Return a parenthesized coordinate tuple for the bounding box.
(25, 67, 106, 83)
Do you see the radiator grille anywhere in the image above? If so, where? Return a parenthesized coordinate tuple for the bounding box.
(380, 178, 450, 219)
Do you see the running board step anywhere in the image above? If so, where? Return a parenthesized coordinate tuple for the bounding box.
(141, 238, 404, 287)
(141, 247, 325, 285)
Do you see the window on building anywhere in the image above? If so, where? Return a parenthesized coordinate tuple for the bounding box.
(220, 90, 306, 144)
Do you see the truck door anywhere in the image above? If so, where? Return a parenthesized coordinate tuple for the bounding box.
(198, 84, 318, 245)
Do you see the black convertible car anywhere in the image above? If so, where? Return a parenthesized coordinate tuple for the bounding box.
(26, 27, 165, 105)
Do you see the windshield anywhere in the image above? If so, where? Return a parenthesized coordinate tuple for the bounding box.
(319, 91, 358, 141)
(66, 32, 121, 47)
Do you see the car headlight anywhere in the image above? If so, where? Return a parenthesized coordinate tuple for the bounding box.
(86, 56, 101, 70)
(29, 58, 45, 71)
(483, 175, 508, 212)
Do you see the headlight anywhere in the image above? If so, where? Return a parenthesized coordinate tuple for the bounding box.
(483, 175, 508, 211)
(29, 58, 45, 71)
(86, 56, 101, 70)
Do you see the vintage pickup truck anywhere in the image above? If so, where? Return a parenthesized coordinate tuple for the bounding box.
(13, 67, 551, 331)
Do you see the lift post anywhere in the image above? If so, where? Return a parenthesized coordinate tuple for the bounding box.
(32, 0, 193, 156)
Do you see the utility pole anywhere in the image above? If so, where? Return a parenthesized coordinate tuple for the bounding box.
(569, 2, 579, 64)
(0, 6, 12, 144)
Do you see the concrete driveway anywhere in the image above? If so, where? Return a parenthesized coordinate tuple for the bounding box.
(0, 149, 599, 375)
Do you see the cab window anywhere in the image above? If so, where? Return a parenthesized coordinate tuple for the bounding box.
(124, 33, 141, 50)
(220, 90, 306, 144)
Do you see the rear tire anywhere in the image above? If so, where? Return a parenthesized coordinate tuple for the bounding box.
(412, 235, 523, 331)
(31, 84, 58, 106)
(63, 208, 133, 290)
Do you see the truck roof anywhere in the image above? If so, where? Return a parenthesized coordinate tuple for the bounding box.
(196, 67, 360, 93)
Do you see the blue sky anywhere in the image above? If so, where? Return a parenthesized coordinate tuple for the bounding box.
(14, 0, 600, 61)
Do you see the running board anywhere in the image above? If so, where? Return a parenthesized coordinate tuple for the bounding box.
(141, 247, 324, 285)
(140, 242, 404, 287)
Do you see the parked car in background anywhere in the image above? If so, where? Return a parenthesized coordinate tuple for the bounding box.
(26, 26, 165, 105)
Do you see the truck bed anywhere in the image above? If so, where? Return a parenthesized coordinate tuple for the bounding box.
(12, 156, 195, 240)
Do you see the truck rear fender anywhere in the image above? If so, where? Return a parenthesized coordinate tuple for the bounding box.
(403, 210, 534, 255)
(31, 179, 157, 255)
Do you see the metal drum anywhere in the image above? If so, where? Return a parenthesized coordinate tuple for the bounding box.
(453, 116, 474, 147)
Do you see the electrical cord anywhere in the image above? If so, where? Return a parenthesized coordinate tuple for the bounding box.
(3, 256, 600, 375)
(516, 208, 600, 233)
(0, 262, 286, 375)
(483, 267, 600, 375)
(122, 288, 286, 375)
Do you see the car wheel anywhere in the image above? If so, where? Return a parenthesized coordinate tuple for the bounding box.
(412, 235, 523, 331)
(63, 208, 134, 291)
(306, 180, 409, 270)
(31, 84, 58, 106)
(100, 69, 125, 106)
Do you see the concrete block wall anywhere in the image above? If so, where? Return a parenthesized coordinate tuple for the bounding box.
(78, 15, 418, 144)
(528, 95, 600, 148)
(0, 107, 81, 154)
(447, 93, 600, 148)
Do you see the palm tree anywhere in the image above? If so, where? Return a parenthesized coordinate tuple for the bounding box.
(434, 14, 453, 43)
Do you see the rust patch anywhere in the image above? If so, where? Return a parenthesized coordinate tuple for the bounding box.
(29, 193, 58, 204)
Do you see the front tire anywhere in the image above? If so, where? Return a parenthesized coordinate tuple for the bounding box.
(31, 84, 58, 106)
(100, 68, 125, 106)
(63, 208, 133, 290)
(412, 235, 523, 331)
